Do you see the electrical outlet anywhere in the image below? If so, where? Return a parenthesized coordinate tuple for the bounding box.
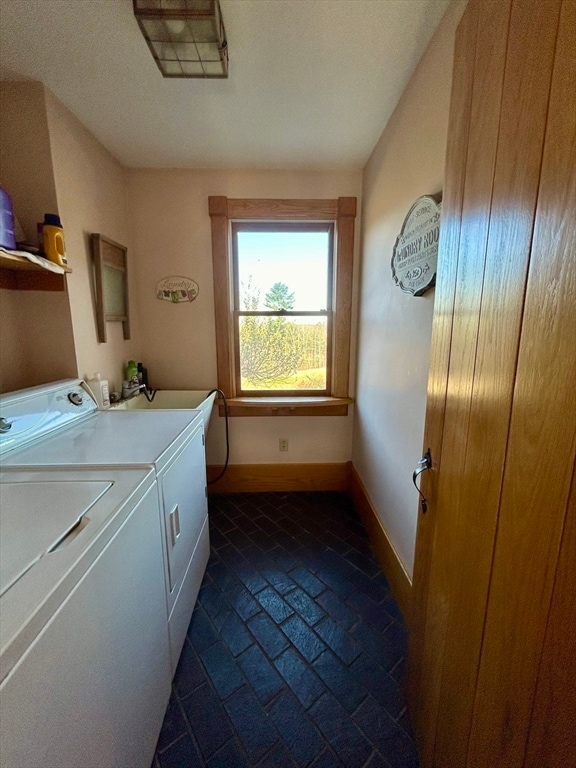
(279, 438, 289, 452)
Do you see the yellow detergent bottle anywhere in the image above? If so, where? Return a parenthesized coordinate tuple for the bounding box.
(43, 213, 68, 267)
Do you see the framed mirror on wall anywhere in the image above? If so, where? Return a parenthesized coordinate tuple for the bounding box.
(90, 234, 130, 343)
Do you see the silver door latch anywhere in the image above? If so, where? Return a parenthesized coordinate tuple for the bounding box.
(413, 449, 432, 513)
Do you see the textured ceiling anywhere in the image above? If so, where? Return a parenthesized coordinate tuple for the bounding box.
(0, 0, 450, 169)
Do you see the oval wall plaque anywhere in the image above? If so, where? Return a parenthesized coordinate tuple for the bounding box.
(156, 276, 199, 303)
(391, 194, 442, 296)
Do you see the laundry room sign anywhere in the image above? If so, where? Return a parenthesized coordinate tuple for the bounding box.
(391, 194, 442, 296)
(156, 276, 199, 303)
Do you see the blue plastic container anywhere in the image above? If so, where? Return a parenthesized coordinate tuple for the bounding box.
(0, 187, 17, 250)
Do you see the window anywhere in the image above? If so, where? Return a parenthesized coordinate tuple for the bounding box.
(209, 197, 356, 416)
(233, 222, 333, 395)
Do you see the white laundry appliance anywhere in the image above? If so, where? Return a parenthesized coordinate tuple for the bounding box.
(0, 466, 171, 768)
(0, 380, 210, 671)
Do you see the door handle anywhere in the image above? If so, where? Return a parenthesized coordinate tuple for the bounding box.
(169, 505, 181, 548)
(169, 510, 176, 547)
(413, 449, 432, 513)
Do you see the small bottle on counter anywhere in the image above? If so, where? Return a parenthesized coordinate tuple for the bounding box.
(86, 373, 110, 409)
(125, 360, 139, 386)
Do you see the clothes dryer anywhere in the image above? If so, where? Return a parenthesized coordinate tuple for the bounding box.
(0, 467, 170, 768)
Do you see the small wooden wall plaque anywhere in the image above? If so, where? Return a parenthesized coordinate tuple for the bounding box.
(156, 276, 199, 303)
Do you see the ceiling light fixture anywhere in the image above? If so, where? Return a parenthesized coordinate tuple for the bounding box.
(133, 0, 228, 79)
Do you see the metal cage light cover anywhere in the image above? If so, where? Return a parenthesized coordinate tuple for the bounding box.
(133, 0, 228, 79)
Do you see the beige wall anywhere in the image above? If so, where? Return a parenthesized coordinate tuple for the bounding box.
(0, 82, 58, 242)
(127, 168, 361, 465)
(0, 82, 77, 392)
(0, 291, 27, 392)
(45, 90, 142, 391)
(352, 0, 466, 577)
(0, 290, 78, 392)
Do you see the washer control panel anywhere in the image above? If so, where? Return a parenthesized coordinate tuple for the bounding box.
(0, 380, 97, 456)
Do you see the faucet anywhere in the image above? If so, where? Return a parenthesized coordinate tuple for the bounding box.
(122, 382, 147, 400)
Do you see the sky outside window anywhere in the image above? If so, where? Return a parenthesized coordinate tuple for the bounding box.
(236, 231, 330, 311)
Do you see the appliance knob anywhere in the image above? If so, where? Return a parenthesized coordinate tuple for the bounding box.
(68, 392, 83, 406)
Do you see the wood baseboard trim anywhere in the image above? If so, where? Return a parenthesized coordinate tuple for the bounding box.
(207, 462, 349, 493)
(348, 463, 412, 625)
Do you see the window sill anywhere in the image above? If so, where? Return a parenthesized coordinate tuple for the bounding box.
(217, 396, 353, 417)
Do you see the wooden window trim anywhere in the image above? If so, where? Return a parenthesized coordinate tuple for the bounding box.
(209, 196, 356, 416)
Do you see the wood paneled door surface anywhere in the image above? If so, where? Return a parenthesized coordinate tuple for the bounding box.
(408, 1, 576, 767)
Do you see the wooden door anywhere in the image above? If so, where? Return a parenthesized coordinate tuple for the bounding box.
(408, 0, 576, 766)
